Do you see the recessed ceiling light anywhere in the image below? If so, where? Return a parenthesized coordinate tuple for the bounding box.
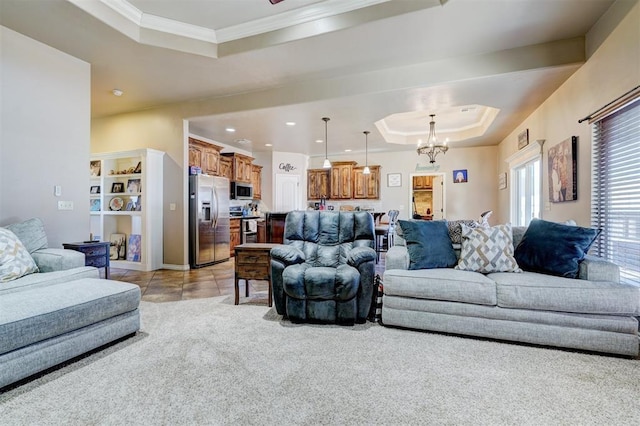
(286, 122, 296, 126)
(112, 89, 123, 97)
(225, 127, 236, 133)
(265, 143, 273, 147)
(345, 149, 352, 152)
(315, 139, 324, 143)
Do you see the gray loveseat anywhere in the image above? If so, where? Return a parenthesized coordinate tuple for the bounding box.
(383, 223, 640, 357)
(0, 218, 141, 389)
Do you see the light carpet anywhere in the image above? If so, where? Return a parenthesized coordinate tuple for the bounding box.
(1, 295, 639, 425)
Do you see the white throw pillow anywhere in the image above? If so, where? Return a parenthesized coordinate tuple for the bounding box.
(0, 227, 39, 282)
(455, 223, 522, 274)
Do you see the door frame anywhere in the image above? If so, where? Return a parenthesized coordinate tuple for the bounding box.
(409, 172, 447, 220)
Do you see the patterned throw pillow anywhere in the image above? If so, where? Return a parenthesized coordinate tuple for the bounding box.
(455, 223, 522, 273)
(0, 228, 39, 283)
(447, 220, 479, 244)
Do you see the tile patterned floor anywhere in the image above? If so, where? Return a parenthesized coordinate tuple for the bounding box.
(103, 254, 387, 303)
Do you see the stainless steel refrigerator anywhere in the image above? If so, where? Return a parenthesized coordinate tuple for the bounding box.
(189, 175, 230, 268)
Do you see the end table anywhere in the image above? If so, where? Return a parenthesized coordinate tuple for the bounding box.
(234, 243, 278, 306)
(62, 241, 111, 279)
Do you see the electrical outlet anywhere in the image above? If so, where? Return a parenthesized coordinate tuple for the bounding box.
(169, 203, 176, 211)
(58, 201, 74, 210)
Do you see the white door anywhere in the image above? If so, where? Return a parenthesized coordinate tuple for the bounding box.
(274, 174, 300, 212)
(432, 175, 445, 220)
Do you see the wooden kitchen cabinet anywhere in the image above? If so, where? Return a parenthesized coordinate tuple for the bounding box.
(221, 152, 254, 183)
(307, 168, 330, 200)
(188, 138, 222, 176)
(230, 218, 241, 257)
(251, 164, 262, 200)
(219, 156, 232, 181)
(353, 165, 380, 199)
(330, 161, 356, 199)
(413, 175, 433, 189)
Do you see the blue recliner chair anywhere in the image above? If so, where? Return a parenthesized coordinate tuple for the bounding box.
(270, 211, 376, 325)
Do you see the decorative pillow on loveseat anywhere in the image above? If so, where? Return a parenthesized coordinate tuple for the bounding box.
(0, 228, 39, 282)
(514, 218, 600, 278)
(455, 223, 522, 273)
(398, 220, 457, 270)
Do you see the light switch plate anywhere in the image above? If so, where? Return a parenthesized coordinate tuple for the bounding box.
(54, 185, 62, 196)
(58, 201, 73, 210)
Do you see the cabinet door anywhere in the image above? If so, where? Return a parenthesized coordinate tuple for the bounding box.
(366, 167, 380, 199)
(242, 158, 252, 182)
(201, 147, 220, 175)
(189, 145, 202, 168)
(230, 219, 241, 257)
(219, 157, 232, 180)
(307, 169, 329, 199)
(330, 164, 354, 199)
(353, 168, 366, 199)
(251, 165, 262, 200)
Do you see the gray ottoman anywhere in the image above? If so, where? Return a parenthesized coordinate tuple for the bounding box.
(0, 278, 141, 388)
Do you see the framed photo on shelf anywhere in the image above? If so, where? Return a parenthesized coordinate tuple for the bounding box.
(387, 173, 402, 187)
(111, 182, 124, 193)
(109, 233, 126, 260)
(90, 160, 101, 177)
(127, 178, 141, 193)
(90, 185, 100, 194)
(90, 199, 101, 212)
(127, 234, 142, 262)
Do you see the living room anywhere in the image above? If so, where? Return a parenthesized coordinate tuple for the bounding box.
(1, 0, 639, 422)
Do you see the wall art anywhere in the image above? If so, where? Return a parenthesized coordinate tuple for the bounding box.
(548, 136, 577, 203)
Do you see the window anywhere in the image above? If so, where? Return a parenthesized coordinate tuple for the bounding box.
(591, 98, 640, 286)
(511, 157, 540, 226)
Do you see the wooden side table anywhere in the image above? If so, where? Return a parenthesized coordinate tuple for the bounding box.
(234, 243, 279, 306)
(62, 241, 111, 279)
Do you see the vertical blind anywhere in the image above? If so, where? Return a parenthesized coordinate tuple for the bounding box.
(591, 98, 640, 286)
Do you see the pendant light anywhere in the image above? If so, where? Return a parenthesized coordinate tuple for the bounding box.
(322, 117, 331, 168)
(363, 131, 371, 175)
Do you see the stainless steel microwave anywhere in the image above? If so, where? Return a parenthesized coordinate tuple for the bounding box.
(230, 181, 253, 200)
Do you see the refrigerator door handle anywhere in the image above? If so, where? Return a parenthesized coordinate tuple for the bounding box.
(212, 187, 219, 229)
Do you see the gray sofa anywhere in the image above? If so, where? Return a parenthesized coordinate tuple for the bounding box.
(0, 218, 141, 389)
(383, 225, 640, 356)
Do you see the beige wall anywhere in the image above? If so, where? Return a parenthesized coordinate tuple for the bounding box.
(0, 26, 90, 247)
(496, 0, 639, 226)
(308, 145, 499, 223)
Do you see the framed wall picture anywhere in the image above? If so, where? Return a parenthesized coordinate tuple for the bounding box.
(498, 172, 507, 190)
(518, 129, 529, 150)
(548, 136, 578, 203)
(453, 169, 468, 183)
(387, 173, 402, 187)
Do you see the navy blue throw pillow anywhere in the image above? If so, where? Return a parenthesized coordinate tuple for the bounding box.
(514, 218, 600, 278)
(398, 220, 457, 270)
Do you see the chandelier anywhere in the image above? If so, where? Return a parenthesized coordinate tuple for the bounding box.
(416, 114, 448, 163)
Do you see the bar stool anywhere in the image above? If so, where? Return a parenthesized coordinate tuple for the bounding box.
(375, 210, 399, 263)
